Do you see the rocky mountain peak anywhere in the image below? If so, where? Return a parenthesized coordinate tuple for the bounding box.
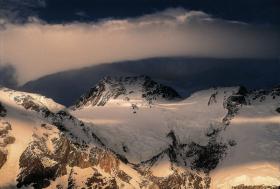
(74, 75, 181, 109)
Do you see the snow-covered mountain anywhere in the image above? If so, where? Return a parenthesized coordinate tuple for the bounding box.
(0, 87, 140, 188)
(0, 86, 208, 189)
(73, 76, 181, 109)
(72, 77, 280, 189)
(1, 76, 280, 189)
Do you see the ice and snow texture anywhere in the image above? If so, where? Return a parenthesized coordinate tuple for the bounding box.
(72, 87, 236, 163)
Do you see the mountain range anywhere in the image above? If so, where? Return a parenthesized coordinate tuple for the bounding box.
(1, 75, 280, 189)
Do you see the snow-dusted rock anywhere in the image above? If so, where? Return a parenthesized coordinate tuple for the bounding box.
(73, 75, 181, 109)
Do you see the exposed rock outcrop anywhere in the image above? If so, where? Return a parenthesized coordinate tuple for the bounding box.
(16, 124, 130, 188)
(134, 127, 231, 189)
(208, 91, 218, 106)
(223, 86, 248, 125)
(0, 121, 14, 169)
(0, 102, 7, 117)
(0, 148, 7, 169)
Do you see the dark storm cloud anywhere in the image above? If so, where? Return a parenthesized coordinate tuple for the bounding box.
(0, 64, 18, 87)
(32, 0, 280, 26)
(1, 0, 280, 26)
(0, 0, 46, 23)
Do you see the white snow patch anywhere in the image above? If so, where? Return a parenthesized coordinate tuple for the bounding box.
(150, 154, 173, 177)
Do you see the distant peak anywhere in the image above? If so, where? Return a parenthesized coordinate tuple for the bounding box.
(73, 75, 181, 109)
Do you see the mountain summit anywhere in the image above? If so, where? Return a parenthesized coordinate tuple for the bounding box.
(74, 75, 181, 109)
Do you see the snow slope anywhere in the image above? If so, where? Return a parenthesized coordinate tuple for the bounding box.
(210, 91, 280, 188)
(72, 87, 237, 163)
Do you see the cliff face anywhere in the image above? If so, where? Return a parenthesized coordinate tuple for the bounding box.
(16, 123, 124, 188)
(0, 103, 14, 169)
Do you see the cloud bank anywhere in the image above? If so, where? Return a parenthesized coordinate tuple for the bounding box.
(0, 8, 279, 84)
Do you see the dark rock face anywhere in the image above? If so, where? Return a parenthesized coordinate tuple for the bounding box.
(166, 128, 229, 173)
(3, 135, 15, 145)
(117, 170, 132, 183)
(186, 141, 228, 173)
(14, 95, 43, 112)
(74, 75, 181, 108)
(223, 86, 280, 125)
(16, 124, 127, 188)
(0, 149, 7, 169)
(75, 81, 107, 108)
(74, 76, 127, 108)
(251, 87, 280, 102)
(135, 128, 230, 189)
(16, 136, 61, 188)
(0, 102, 7, 117)
(166, 130, 179, 149)
(84, 171, 118, 189)
(148, 171, 210, 189)
(270, 87, 280, 99)
(0, 121, 14, 169)
(142, 76, 181, 102)
(208, 91, 218, 106)
(0, 122, 11, 136)
(223, 87, 248, 125)
(13, 95, 54, 118)
(236, 86, 248, 96)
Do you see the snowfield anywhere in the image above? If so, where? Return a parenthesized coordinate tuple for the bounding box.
(72, 87, 237, 163)
(210, 94, 280, 188)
